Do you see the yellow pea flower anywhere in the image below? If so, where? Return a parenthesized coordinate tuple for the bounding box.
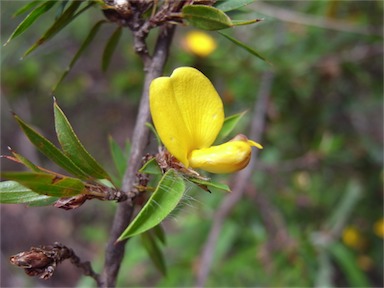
(342, 226, 366, 250)
(149, 67, 262, 174)
(184, 31, 217, 57)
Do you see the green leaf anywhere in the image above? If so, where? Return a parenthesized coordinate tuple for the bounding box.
(146, 122, 162, 147)
(218, 31, 269, 63)
(215, 0, 256, 12)
(102, 26, 123, 72)
(108, 136, 129, 180)
(118, 169, 185, 240)
(182, 5, 233, 31)
(0, 180, 57, 206)
(12, 1, 41, 17)
(55, 0, 69, 19)
(28, 196, 59, 207)
(139, 158, 162, 175)
(53, 20, 107, 91)
(329, 242, 371, 287)
(188, 178, 231, 193)
(1, 172, 85, 197)
(141, 230, 167, 275)
(216, 111, 247, 142)
(5, 1, 57, 46)
(23, 1, 94, 58)
(151, 224, 166, 245)
(5, 149, 42, 172)
(54, 100, 111, 180)
(231, 19, 263, 27)
(13, 113, 89, 179)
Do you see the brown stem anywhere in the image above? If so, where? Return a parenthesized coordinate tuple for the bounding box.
(196, 71, 273, 287)
(100, 24, 175, 288)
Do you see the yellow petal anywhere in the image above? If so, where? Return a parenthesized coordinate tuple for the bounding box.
(188, 135, 262, 173)
(150, 67, 224, 167)
(184, 31, 217, 57)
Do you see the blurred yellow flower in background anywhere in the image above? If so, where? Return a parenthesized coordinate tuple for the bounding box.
(342, 226, 366, 250)
(149, 67, 262, 174)
(373, 218, 384, 238)
(183, 31, 217, 57)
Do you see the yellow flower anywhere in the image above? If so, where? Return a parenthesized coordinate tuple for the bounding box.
(149, 67, 262, 174)
(373, 218, 384, 238)
(184, 31, 217, 57)
(342, 226, 366, 250)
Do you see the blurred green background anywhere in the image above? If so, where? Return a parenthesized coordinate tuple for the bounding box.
(1, 1, 383, 287)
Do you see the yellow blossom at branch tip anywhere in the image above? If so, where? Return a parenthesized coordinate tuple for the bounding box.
(149, 67, 263, 174)
(184, 31, 217, 57)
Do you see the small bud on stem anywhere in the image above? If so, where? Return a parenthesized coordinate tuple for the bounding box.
(10, 242, 101, 284)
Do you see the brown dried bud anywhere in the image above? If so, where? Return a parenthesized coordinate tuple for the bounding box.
(54, 194, 92, 210)
(10, 249, 53, 269)
(9, 243, 99, 283)
(10, 246, 59, 279)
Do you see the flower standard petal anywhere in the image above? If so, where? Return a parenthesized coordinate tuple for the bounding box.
(150, 67, 224, 167)
(150, 76, 191, 167)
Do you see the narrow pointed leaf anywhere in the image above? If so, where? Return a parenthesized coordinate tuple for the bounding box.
(5, 1, 56, 45)
(55, 0, 70, 18)
(152, 224, 166, 245)
(189, 178, 231, 193)
(23, 1, 94, 57)
(231, 19, 263, 26)
(216, 111, 247, 142)
(145, 122, 162, 147)
(14, 114, 89, 179)
(3, 151, 42, 173)
(108, 135, 129, 179)
(141, 231, 167, 275)
(118, 169, 185, 240)
(218, 31, 269, 63)
(53, 20, 106, 91)
(102, 26, 123, 72)
(12, 1, 41, 17)
(54, 101, 111, 180)
(182, 5, 233, 31)
(1, 172, 85, 197)
(0, 180, 57, 206)
(139, 158, 162, 175)
(215, 0, 256, 12)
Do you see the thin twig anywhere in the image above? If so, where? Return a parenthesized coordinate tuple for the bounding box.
(100, 24, 175, 288)
(196, 71, 273, 287)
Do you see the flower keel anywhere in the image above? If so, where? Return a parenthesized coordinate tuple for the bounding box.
(188, 134, 262, 174)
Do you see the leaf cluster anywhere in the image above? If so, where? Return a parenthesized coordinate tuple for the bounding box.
(1, 100, 118, 208)
(4, 0, 266, 94)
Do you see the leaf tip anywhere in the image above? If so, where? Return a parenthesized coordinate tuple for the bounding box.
(115, 236, 126, 244)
